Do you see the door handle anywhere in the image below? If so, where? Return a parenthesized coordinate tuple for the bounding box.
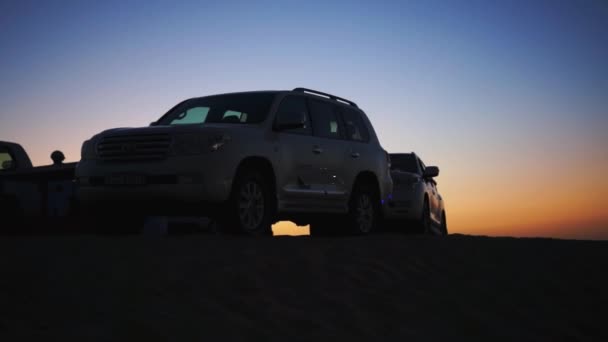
(351, 152, 360, 158)
(312, 146, 323, 154)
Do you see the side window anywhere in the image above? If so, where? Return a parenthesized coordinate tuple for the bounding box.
(340, 108, 370, 142)
(275, 95, 312, 135)
(0, 149, 15, 171)
(170, 106, 209, 125)
(308, 99, 342, 139)
(222, 110, 248, 123)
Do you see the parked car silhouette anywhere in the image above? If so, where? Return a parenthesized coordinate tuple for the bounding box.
(76, 88, 396, 236)
(0, 141, 77, 233)
(385, 152, 447, 235)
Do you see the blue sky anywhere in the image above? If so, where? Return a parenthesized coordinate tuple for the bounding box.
(1, 0, 607, 237)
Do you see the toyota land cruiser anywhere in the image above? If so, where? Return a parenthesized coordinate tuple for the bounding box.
(76, 88, 394, 235)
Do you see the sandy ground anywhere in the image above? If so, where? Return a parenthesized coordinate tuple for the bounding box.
(1, 233, 607, 341)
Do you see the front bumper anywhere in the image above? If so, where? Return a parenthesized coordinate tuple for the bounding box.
(75, 154, 235, 212)
(381, 183, 425, 220)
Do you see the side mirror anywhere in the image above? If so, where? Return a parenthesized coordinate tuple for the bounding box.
(150, 121, 159, 127)
(275, 111, 306, 131)
(423, 166, 439, 178)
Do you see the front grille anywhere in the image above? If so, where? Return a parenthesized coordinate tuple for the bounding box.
(97, 134, 171, 161)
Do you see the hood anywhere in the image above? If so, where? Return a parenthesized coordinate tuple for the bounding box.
(97, 123, 253, 138)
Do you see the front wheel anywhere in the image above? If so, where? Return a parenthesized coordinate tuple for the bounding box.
(222, 168, 274, 236)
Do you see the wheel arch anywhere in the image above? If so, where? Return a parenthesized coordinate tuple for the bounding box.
(232, 156, 277, 206)
(351, 171, 381, 211)
(352, 171, 380, 192)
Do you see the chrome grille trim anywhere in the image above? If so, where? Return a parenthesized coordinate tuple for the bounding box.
(97, 134, 171, 161)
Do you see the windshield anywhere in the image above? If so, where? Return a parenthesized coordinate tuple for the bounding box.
(157, 92, 276, 126)
(390, 154, 419, 173)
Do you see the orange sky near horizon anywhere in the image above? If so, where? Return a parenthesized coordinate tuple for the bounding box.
(9, 96, 608, 240)
(9, 100, 608, 240)
(274, 132, 608, 239)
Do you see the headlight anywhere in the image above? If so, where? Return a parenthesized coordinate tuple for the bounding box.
(171, 133, 231, 155)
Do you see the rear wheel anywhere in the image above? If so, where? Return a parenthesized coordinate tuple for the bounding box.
(221, 168, 274, 236)
(309, 182, 379, 237)
(347, 183, 379, 235)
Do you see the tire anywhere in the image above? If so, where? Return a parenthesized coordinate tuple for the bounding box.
(440, 211, 448, 236)
(346, 182, 379, 235)
(222, 168, 274, 236)
(418, 198, 432, 235)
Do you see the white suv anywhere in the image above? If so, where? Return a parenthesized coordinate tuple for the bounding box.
(387, 153, 447, 235)
(76, 88, 394, 235)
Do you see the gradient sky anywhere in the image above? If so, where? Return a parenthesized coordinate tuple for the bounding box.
(1, 0, 607, 239)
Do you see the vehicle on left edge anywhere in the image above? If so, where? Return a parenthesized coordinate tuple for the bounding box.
(0, 141, 77, 233)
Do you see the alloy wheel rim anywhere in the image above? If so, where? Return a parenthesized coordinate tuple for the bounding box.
(356, 194, 374, 233)
(238, 181, 265, 231)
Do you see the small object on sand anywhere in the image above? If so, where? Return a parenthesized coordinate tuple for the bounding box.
(142, 216, 169, 236)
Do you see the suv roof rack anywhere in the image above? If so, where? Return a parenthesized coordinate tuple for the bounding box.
(292, 88, 358, 108)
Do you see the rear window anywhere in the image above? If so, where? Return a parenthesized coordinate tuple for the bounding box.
(275, 95, 312, 135)
(308, 99, 342, 139)
(158, 92, 276, 125)
(390, 154, 419, 174)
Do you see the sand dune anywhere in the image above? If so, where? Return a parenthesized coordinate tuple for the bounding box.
(1, 233, 606, 341)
